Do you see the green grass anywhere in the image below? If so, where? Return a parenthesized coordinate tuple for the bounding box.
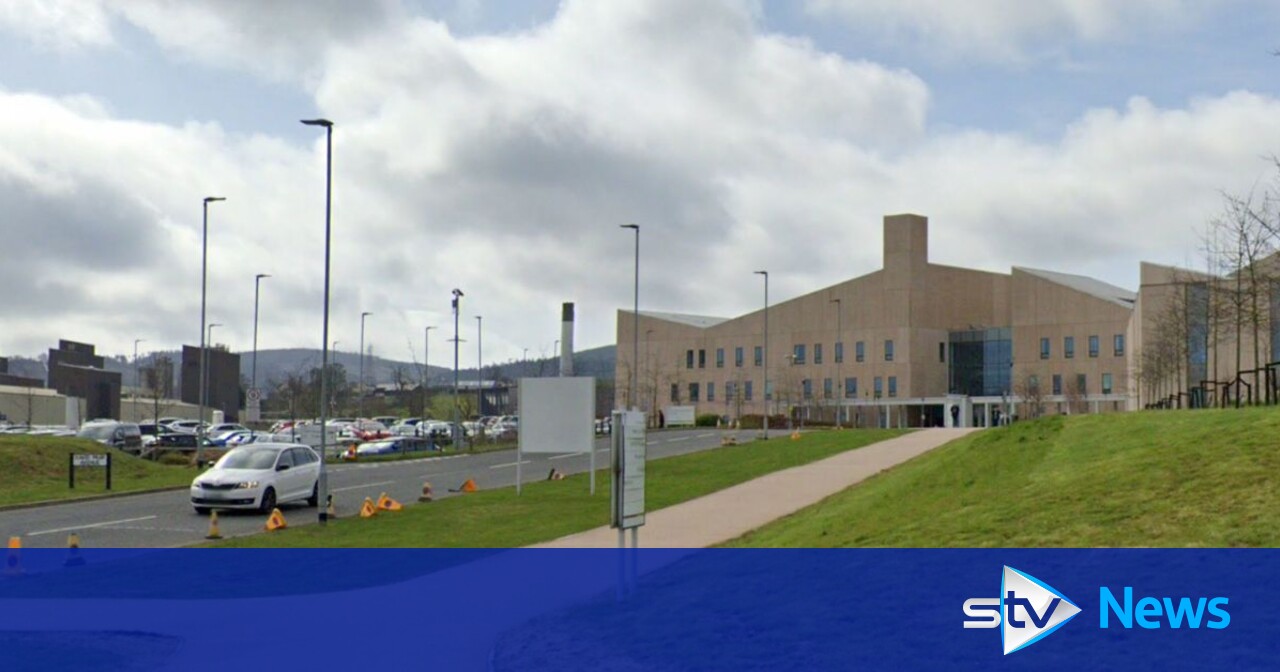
(324, 440, 515, 464)
(207, 428, 907, 547)
(729, 407, 1280, 548)
(0, 436, 198, 507)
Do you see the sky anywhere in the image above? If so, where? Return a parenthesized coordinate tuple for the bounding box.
(1, 0, 1279, 368)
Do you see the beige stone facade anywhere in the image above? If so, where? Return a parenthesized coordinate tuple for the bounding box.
(616, 214, 1135, 427)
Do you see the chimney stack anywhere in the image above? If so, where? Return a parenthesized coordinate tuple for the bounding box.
(560, 303, 574, 377)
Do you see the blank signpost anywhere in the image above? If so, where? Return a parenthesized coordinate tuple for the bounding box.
(611, 409, 646, 596)
(516, 377, 597, 495)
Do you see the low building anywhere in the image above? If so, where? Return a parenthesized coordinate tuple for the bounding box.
(47, 340, 121, 421)
(180, 345, 242, 422)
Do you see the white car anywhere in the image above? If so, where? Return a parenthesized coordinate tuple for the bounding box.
(190, 443, 321, 514)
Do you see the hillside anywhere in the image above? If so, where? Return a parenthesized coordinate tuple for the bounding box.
(730, 407, 1280, 547)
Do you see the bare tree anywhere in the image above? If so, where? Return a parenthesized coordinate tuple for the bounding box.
(1014, 373, 1046, 419)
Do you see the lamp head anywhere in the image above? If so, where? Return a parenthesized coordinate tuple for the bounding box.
(621, 224, 639, 230)
(300, 118, 333, 128)
(256, 273, 271, 280)
(754, 270, 768, 276)
(204, 196, 226, 204)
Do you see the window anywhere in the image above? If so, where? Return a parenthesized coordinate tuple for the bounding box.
(1040, 337, 1050, 360)
(276, 449, 294, 469)
(884, 340, 894, 362)
(1102, 373, 1113, 395)
(689, 383, 700, 402)
(670, 383, 679, 402)
(754, 346, 763, 366)
(686, 350, 694, 369)
(716, 348, 724, 368)
(735, 347, 744, 367)
(698, 349, 706, 369)
(814, 343, 823, 365)
(792, 344, 806, 365)
(1076, 374, 1087, 395)
(1088, 335, 1099, 358)
(873, 376, 883, 398)
(1065, 336, 1075, 359)
(856, 341, 865, 362)
(844, 377, 857, 398)
(1114, 334, 1125, 357)
(835, 342, 844, 363)
(823, 377, 833, 399)
(765, 381, 774, 400)
(707, 382, 715, 402)
(1052, 374, 1062, 396)
(888, 376, 897, 397)
(939, 342, 946, 363)
(725, 381, 736, 401)
(744, 381, 754, 401)
(802, 379, 813, 399)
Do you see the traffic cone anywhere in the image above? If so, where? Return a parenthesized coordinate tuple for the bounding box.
(265, 508, 287, 532)
(359, 497, 378, 518)
(205, 511, 223, 540)
(5, 537, 21, 576)
(790, 431, 801, 441)
(65, 533, 86, 567)
(345, 444, 358, 461)
(326, 494, 338, 519)
(450, 478, 478, 493)
(547, 468, 565, 481)
(418, 481, 434, 503)
(376, 492, 403, 512)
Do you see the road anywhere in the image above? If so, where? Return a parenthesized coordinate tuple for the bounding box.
(0, 428, 753, 548)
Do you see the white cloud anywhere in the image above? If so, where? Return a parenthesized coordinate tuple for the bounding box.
(0, 0, 115, 50)
(804, 0, 1220, 63)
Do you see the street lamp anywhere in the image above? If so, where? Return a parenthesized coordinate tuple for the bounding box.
(359, 311, 373, 418)
(476, 315, 483, 417)
(251, 274, 270, 407)
(831, 297, 842, 428)
(621, 224, 640, 411)
(423, 326, 436, 420)
(451, 288, 464, 447)
(132, 339, 146, 395)
(198, 196, 225, 464)
(301, 116, 334, 523)
(754, 270, 769, 439)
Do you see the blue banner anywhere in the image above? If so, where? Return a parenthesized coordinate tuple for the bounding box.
(1, 549, 1276, 670)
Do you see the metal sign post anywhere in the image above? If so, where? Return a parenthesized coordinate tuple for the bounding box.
(610, 409, 646, 597)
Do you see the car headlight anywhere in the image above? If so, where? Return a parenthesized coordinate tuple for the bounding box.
(235, 481, 260, 489)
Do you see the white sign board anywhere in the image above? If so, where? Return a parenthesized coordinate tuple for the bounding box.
(663, 405, 696, 427)
(611, 410, 646, 529)
(73, 454, 109, 467)
(518, 377, 595, 455)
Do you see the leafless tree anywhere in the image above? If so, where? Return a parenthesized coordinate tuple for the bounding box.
(1015, 373, 1046, 419)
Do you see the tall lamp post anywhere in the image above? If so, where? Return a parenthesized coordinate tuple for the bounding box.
(251, 273, 270, 418)
(423, 326, 436, 417)
(754, 270, 769, 439)
(475, 315, 483, 417)
(197, 196, 225, 464)
(451, 289, 464, 447)
(133, 339, 146, 421)
(301, 116, 334, 523)
(359, 311, 373, 418)
(831, 297, 842, 428)
(620, 224, 640, 410)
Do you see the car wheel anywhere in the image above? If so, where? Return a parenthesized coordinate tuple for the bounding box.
(259, 487, 277, 514)
(194, 507, 210, 516)
(307, 482, 319, 507)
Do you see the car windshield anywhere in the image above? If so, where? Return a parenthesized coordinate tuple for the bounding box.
(216, 449, 280, 470)
(77, 424, 116, 440)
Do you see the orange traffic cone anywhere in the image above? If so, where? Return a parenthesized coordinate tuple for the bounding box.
(265, 508, 287, 532)
(450, 478, 478, 493)
(359, 497, 378, 518)
(326, 494, 338, 519)
(376, 492, 403, 511)
(418, 481, 434, 503)
(790, 431, 801, 441)
(5, 536, 22, 576)
(65, 533, 86, 567)
(205, 511, 223, 539)
(547, 468, 565, 481)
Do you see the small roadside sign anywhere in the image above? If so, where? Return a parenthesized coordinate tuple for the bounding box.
(69, 453, 112, 490)
(611, 410, 646, 530)
(73, 454, 108, 467)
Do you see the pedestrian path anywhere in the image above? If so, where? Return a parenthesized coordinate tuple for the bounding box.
(532, 428, 977, 548)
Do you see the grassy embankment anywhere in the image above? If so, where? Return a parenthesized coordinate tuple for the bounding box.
(0, 436, 197, 507)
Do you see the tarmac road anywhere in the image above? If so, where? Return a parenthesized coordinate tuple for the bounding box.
(0, 428, 755, 548)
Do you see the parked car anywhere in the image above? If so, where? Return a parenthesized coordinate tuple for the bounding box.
(155, 432, 201, 449)
(391, 418, 424, 436)
(77, 421, 143, 452)
(207, 423, 249, 435)
(206, 430, 253, 447)
(372, 416, 400, 428)
(338, 419, 391, 442)
(190, 443, 321, 514)
(355, 436, 434, 456)
(166, 419, 204, 434)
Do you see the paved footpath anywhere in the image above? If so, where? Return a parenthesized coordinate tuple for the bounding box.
(534, 428, 977, 548)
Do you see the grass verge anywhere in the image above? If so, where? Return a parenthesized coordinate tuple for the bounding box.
(0, 436, 197, 507)
(205, 428, 907, 547)
(729, 407, 1280, 547)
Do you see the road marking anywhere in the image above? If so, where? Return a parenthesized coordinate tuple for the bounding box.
(331, 480, 394, 493)
(666, 437, 692, 442)
(28, 515, 158, 537)
(549, 453, 586, 460)
(490, 460, 532, 469)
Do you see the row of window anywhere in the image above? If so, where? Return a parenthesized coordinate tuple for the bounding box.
(1027, 372, 1116, 396)
(686, 341, 897, 369)
(672, 376, 899, 403)
(1039, 334, 1125, 360)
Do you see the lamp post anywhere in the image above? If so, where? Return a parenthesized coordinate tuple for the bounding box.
(831, 297, 842, 428)
(621, 224, 640, 410)
(476, 315, 483, 417)
(197, 196, 225, 464)
(133, 339, 145, 422)
(423, 325, 436, 412)
(251, 273, 270, 405)
(359, 311, 372, 418)
(451, 289, 464, 447)
(196, 321, 223, 465)
(301, 116, 334, 523)
(331, 340, 340, 416)
(754, 270, 769, 439)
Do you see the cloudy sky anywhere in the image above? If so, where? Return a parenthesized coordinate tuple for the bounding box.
(2, 0, 1278, 367)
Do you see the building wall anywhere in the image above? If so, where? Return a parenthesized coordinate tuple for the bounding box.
(0, 385, 84, 426)
(180, 346, 243, 421)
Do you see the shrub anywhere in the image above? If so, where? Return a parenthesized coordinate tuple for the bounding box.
(737, 414, 789, 430)
(695, 414, 722, 427)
